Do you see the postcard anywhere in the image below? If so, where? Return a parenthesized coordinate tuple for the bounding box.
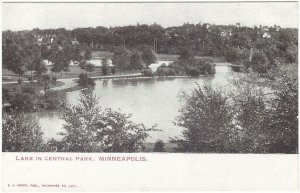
(1, 1, 298, 191)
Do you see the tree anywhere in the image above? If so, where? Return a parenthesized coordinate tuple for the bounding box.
(51, 48, 70, 76)
(84, 49, 92, 61)
(101, 57, 109, 75)
(79, 60, 87, 73)
(3, 41, 27, 80)
(130, 50, 143, 70)
(177, 47, 197, 69)
(232, 82, 271, 153)
(2, 111, 44, 152)
(112, 46, 131, 69)
(77, 73, 95, 87)
(141, 46, 157, 68)
(250, 50, 269, 73)
(85, 63, 95, 75)
(38, 74, 57, 93)
(9, 84, 40, 112)
(154, 140, 165, 152)
(170, 84, 236, 152)
(286, 44, 298, 64)
(267, 64, 298, 153)
(34, 60, 47, 76)
(58, 89, 156, 152)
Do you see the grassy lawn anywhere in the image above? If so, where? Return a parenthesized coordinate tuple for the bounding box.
(3, 66, 141, 81)
(2, 52, 225, 81)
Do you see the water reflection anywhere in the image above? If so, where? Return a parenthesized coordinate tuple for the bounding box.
(38, 66, 234, 142)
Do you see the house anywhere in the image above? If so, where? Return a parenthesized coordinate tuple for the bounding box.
(71, 38, 79, 45)
(220, 30, 232, 38)
(274, 25, 281, 32)
(203, 23, 211, 30)
(263, 32, 271, 38)
(34, 34, 55, 46)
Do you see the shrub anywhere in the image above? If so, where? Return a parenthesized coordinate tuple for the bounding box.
(156, 66, 176, 76)
(2, 111, 44, 152)
(58, 89, 157, 152)
(101, 65, 108, 75)
(77, 73, 95, 87)
(39, 91, 67, 110)
(154, 140, 165, 152)
(38, 74, 57, 93)
(2, 88, 10, 103)
(170, 84, 235, 152)
(111, 67, 116, 74)
(186, 67, 200, 77)
(250, 50, 269, 73)
(199, 60, 216, 75)
(9, 85, 40, 112)
(141, 69, 154, 77)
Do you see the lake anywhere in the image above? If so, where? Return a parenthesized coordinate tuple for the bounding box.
(39, 65, 235, 143)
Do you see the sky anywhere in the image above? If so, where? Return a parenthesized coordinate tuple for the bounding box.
(2, 2, 298, 31)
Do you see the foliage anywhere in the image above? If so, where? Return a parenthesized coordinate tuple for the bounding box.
(9, 84, 40, 112)
(112, 46, 131, 69)
(84, 49, 92, 60)
(141, 69, 154, 77)
(154, 140, 165, 152)
(39, 90, 67, 110)
(140, 45, 157, 67)
(2, 111, 44, 152)
(85, 63, 95, 75)
(250, 49, 269, 73)
(232, 82, 271, 153)
(225, 47, 248, 62)
(156, 66, 176, 76)
(101, 57, 109, 75)
(77, 73, 95, 87)
(2, 88, 10, 103)
(170, 84, 235, 152)
(58, 89, 156, 152)
(266, 64, 298, 153)
(111, 67, 116, 74)
(37, 74, 57, 93)
(130, 50, 144, 70)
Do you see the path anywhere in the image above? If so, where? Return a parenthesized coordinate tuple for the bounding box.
(3, 73, 143, 91)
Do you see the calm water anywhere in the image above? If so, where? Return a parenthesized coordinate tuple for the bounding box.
(39, 65, 235, 143)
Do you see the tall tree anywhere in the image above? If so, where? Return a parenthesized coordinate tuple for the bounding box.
(140, 46, 157, 68)
(58, 89, 156, 152)
(112, 46, 131, 69)
(130, 50, 143, 70)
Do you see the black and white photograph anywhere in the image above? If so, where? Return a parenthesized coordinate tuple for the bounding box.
(1, 1, 298, 191)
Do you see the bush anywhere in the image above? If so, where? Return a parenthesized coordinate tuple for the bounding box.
(156, 66, 176, 76)
(2, 111, 44, 152)
(141, 69, 154, 77)
(9, 85, 40, 112)
(2, 88, 10, 103)
(225, 47, 248, 62)
(101, 65, 108, 75)
(111, 67, 116, 74)
(170, 84, 235, 152)
(186, 67, 200, 77)
(58, 89, 157, 152)
(250, 50, 269, 73)
(199, 60, 216, 75)
(77, 73, 95, 87)
(38, 74, 57, 93)
(39, 91, 67, 110)
(154, 140, 165, 152)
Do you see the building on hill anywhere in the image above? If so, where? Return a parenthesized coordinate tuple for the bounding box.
(263, 32, 271, 38)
